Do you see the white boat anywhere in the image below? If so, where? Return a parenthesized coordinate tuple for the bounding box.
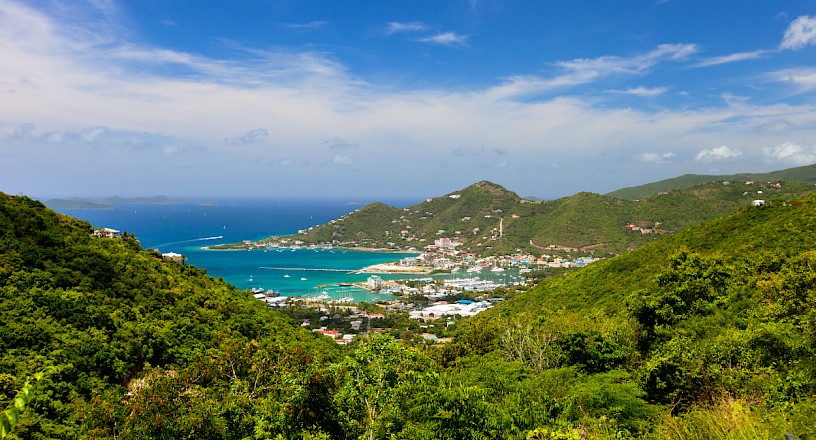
(466, 266, 482, 273)
(301, 277, 307, 281)
(283, 274, 291, 278)
(490, 267, 505, 272)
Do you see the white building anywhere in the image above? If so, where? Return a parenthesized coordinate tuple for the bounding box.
(367, 275, 383, 289)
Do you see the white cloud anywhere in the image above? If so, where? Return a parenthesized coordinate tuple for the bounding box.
(695, 49, 769, 67)
(555, 44, 696, 76)
(334, 155, 353, 165)
(637, 152, 676, 163)
(418, 32, 468, 46)
(486, 44, 696, 100)
(758, 119, 794, 133)
(385, 21, 428, 35)
(694, 145, 742, 163)
(763, 141, 816, 165)
(769, 67, 816, 92)
(283, 21, 327, 30)
(323, 138, 359, 150)
(226, 128, 269, 145)
(780, 15, 816, 50)
(613, 86, 668, 97)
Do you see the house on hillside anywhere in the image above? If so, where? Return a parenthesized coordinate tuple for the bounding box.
(93, 227, 121, 239)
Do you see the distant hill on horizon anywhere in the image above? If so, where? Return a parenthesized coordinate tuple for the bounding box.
(43, 195, 186, 210)
(606, 163, 816, 200)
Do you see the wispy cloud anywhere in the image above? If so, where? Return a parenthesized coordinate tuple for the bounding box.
(487, 44, 695, 100)
(334, 155, 354, 165)
(323, 138, 359, 150)
(758, 119, 794, 133)
(769, 67, 816, 92)
(385, 21, 428, 35)
(612, 86, 669, 97)
(418, 32, 469, 46)
(555, 44, 696, 77)
(696, 49, 769, 67)
(780, 15, 816, 50)
(226, 128, 269, 145)
(637, 152, 676, 163)
(283, 20, 328, 30)
(694, 145, 742, 163)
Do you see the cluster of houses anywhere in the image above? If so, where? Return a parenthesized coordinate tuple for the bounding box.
(399, 236, 603, 273)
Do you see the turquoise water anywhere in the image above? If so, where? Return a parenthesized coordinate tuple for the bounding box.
(56, 198, 419, 302)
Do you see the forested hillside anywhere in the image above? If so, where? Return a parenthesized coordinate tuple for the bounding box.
(261, 178, 815, 255)
(443, 195, 816, 438)
(607, 162, 816, 200)
(0, 194, 339, 438)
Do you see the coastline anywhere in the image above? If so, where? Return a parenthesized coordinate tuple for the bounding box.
(355, 263, 432, 275)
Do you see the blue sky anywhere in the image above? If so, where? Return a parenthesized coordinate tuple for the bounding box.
(1, 0, 816, 199)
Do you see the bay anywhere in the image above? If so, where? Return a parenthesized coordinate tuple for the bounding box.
(55, 198, 420, 302)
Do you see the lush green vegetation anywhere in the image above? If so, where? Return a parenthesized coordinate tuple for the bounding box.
(0, 194, 338, 438)
(4, 190, 816, 438)
(277, 178, 816, 255)
(445, 195, 816, 438)
(607, 162, 816, 200)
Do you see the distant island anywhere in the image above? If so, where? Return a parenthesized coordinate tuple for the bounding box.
(43, 195, 186, 210)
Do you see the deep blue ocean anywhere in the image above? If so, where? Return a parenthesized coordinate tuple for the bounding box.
(55, 198, 422, 302)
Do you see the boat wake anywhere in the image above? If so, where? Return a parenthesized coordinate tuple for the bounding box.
(155, 235, 224, 248)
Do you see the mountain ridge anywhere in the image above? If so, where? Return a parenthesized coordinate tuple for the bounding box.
(251, 175, 816, 255)
(606, 163, 816, 200)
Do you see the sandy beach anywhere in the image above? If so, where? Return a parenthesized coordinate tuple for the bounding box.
(357, 263, 432, 275)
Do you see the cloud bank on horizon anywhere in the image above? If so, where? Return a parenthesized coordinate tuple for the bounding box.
(1, 0, 816, 199)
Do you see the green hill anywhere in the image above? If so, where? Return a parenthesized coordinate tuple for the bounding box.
(259, 178, 815, 255)
(607, 162, 816, 200)
(443, 194, 816, 437)
(0, 193, 337, 438)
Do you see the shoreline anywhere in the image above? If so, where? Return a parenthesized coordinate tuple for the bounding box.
(355, 263, 432, 275)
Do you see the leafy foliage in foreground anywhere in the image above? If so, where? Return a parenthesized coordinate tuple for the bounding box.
(0, 194, 337, 438)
